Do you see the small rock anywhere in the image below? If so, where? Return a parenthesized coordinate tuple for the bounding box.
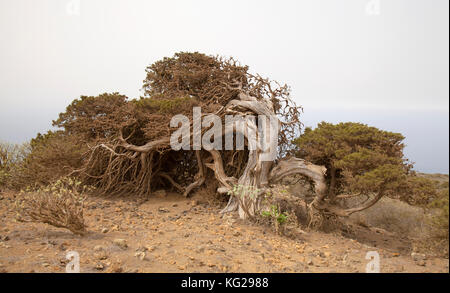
(411, 252, 427, 262)
(113, 239, 128, 249)
(146, 245, 156, 252)
(94, 245, 106, 252)
(42, 263, 50, 267)
(95, 263, 104, 270)
(134, 252, 146, 261)
(307, 258, 314, 266)
(158, 207, 170, 213)
(233, 231, 241, 237)
(135, 246, 148, 253)
(168, 215, 181, 221)
(101, 228, 109, 234)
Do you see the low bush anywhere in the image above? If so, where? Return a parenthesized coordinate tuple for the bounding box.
(15, 177, 91, 235)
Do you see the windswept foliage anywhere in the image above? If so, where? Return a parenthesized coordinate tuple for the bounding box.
(52, 93, 135, 141)
(294, 122, 413, 217)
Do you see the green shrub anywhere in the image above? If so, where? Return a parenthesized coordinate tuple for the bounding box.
(428, 189, 449, 239)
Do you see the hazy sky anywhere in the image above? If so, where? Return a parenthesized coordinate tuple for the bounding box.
(0, 0, 448, 173)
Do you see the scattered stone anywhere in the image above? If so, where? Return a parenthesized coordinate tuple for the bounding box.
(95, 263, 104, 270)
(307, 258, 314, 266)
(134, 251, 146, 261)
(411, 252, 427, 262)
(42, 263, 50, 267)
(158, 207, 170, 213)
(233, 231, 241, 237)
(146, 245, 156, 252)
(113, 239, 128, 249)
(94, 245, 106, 252)
(168, 215, 181, 221)
(101, 228, 109, 234)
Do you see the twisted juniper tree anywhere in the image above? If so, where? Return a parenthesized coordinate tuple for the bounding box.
(58, 52, 328, 224)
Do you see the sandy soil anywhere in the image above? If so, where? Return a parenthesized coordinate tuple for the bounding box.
(0, 191, 448, 273)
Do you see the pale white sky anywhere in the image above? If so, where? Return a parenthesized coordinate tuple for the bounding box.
(0, 0, 448, 173)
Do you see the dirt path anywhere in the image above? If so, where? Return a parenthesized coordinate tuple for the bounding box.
(0, 191, 448, 273)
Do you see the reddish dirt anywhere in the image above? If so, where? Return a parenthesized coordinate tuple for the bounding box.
(0, 191, 448, 273)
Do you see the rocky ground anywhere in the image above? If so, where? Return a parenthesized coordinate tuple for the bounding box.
(0, 190, 448, 273)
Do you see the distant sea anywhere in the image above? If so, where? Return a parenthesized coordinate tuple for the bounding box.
(1, 106, 448, 174)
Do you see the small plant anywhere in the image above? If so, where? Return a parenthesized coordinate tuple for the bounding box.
(261, 203, 291, 234)
(15, 177, 91, 235)
(261, 205, 289, 226)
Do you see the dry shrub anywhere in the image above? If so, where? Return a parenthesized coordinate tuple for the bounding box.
(428, 189, 449, 237)
(9, 131, 87, 189)
(15, 177, 90, 235)
(0, 141, 30, 190)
